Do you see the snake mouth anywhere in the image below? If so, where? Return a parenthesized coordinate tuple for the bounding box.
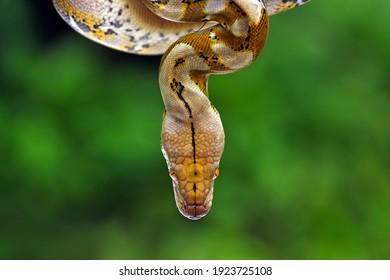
(180, 204, 209, 220)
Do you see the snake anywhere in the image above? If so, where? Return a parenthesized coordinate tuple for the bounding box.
(52, 0, 310, 220)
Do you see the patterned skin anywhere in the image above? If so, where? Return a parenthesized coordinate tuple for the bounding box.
(264, 0, 310, 15)
(53, 0, 310, 220)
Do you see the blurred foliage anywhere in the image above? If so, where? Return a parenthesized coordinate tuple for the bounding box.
(0, 0, 389, 259)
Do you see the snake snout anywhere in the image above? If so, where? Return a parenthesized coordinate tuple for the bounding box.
(182, 205, 209, 220)
(172, 180, 214, 220)
(170, 162, 219, 219)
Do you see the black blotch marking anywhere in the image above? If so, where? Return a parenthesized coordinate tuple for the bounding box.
(73, 18, 92, 33)
(110, 20, 123, 28)
(170, 78, 192, 119)
(105, 29, 116, 35)
(174, 58, 185, 67)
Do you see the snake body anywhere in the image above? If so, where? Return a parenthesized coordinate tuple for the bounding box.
(53, 0, 310, 220)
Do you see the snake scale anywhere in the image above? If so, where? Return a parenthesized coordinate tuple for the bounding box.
(53, 0, 310, 220)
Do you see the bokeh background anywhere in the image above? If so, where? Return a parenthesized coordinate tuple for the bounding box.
(0, 0, 389, 259)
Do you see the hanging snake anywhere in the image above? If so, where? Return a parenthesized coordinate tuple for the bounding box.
(53, 0, 310, 220)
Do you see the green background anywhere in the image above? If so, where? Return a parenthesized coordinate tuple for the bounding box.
(1, 1, 389, 259)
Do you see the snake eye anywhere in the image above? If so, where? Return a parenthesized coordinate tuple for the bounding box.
(169, 168, 177, 180)
(213, 168, 220, 180)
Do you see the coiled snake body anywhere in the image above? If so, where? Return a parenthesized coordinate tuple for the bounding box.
(53, 0, 310, 220)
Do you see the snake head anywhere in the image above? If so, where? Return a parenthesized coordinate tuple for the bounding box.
(166, 159, 220, 220)
(161, 112, 224, 220)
